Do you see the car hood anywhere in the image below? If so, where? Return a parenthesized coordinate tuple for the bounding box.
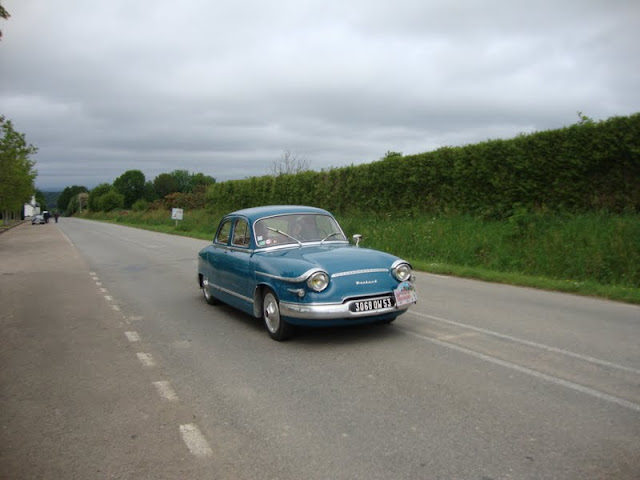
(253, 244, 403, 278)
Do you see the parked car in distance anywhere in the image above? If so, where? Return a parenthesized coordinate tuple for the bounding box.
(197, 205, 417, 340)
(31, 214, 46, 225)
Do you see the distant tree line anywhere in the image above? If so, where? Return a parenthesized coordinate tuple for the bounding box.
(59, 169, 216, 214)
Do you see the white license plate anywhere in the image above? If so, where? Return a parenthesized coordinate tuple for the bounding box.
(350, 296, 394, 313)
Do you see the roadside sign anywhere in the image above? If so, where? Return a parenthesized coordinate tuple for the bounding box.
(171, 208, 184, 220)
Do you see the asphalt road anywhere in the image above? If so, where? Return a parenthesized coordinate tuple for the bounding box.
(2, 218, 639, 479)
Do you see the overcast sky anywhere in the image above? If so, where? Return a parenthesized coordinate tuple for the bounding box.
(1, 0, 638, 191)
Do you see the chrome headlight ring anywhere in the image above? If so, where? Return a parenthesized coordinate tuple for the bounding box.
(307, 271, 329, 292)
(391, 261, 412, 282)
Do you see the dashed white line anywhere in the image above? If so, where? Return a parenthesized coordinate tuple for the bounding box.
(136, 352, 155, 367)
(153, 381, 179, 402)
(124, 331, 140, 342)
(179, 424, 213, 457)
(104, 295, 113, 301)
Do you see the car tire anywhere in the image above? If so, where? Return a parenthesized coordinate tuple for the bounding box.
(262, 289, 293, 341)
(202, 275, 220, 305)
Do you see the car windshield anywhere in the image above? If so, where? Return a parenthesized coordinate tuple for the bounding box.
(254, 214, 347, 247)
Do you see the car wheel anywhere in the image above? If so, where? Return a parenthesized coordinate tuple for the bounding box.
(262, 289, 293, 341)
(202, 275, 219, 305)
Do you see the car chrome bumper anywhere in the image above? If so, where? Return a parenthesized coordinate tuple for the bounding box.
(279, 297, 413, 320)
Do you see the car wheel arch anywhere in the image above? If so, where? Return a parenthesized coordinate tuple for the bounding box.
(253, 283, 275, 318)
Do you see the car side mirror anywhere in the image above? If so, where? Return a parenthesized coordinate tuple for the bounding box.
(352, 234, 362, 247)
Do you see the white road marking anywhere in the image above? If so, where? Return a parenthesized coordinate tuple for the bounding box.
(136, 352, 155, 367)
(104, 295, 113, 301)
(153, 381, 179, 401)
(410, 311, 640, 375)
(118, 236, 165, 250)
(111, 305, 120, 312)
(59, 230, 75, 247)
(401, 328, 640, 413)
(436, 331, 479, 341)
(100, 288, 107, 293)
(95, 281, 102, 287)
(124, 331, 140, 342)
(179, 424, 213, 457)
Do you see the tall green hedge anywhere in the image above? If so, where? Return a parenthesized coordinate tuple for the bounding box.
(206, 113, 640, 218)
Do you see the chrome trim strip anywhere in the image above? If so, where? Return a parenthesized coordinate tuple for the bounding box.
(332, 268, 388, 278)
(210, 283, 253, 304)
(391, 259, 411, 269)
(256, 267, 325, 283)
(213, 244, 255, 254)
(255, 240, 349, 252)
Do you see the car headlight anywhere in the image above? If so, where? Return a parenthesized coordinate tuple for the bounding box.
(307, 271, 329, 292)
(392, 262, 412, 282)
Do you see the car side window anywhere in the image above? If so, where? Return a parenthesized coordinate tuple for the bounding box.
(215, 219, 232, 245)
(232, 219, 250, 247)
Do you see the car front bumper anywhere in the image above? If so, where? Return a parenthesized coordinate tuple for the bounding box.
(279, 295, 413, 321)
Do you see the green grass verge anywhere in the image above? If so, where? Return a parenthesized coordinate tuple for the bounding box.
(78, 209, 640, 305)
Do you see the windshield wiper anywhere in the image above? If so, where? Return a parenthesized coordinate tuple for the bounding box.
(320, 232, 342, 244)
(266, 227, 302, 246)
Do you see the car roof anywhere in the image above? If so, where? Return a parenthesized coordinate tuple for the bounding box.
(228, 205, 332, 223)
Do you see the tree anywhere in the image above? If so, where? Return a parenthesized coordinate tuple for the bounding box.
(143, 181, 156, 201)
(170, 169, 193, 193)
(35, 190, 48, 212)
(192, 172, 216, 190)
(0, 116, 38, 224)
(88, 183, 113, 211)
(268, 150, 310, 176)
(57, 185, 88, 213)
(0, 2, 9, 41)
(67, 192, 89, 215)
(113, 169, 146, 208)
(98, 190, 124, 211)
(380, 151, 403, 160)
(153, 173, 179, 199)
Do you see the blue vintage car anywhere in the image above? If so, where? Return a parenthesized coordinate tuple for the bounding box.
(197, 205, 417, 340)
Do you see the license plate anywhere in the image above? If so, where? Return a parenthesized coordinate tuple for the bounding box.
(350, 296, 394, 313)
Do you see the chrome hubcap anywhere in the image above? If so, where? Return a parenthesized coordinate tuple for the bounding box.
(202, 277, 211, 299)
(264, 294, 280, 333)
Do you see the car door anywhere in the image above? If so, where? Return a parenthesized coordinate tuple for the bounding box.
(209, 216, 252, 311)
(224, 217, 252, 306)
(207, 217, 233, 292)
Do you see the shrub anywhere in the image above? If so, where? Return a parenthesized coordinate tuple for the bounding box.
(132, 199, 148, 212)
(98, 191, 125, 211)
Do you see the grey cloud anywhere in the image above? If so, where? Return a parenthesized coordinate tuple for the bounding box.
(1, 0, 638, 190)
